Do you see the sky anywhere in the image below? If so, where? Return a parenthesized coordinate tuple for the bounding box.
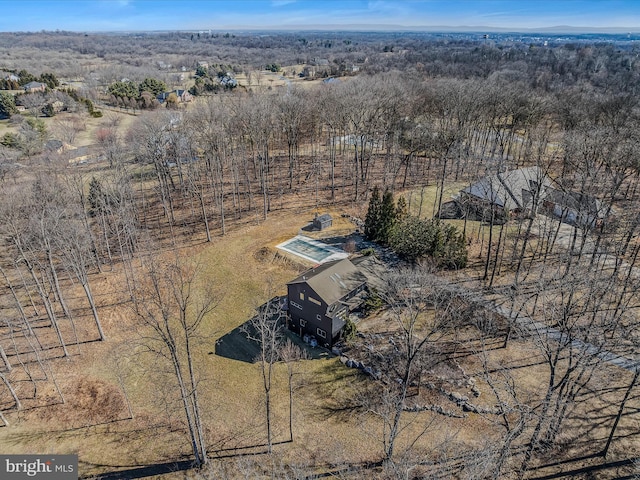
(0, 0, 639, 32)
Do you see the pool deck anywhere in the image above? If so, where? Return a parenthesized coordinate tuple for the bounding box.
(276, 235, 349, 264)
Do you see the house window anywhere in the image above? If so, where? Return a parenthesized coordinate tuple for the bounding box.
(300, 319, 306, 327)
(290, 301, 303, 310)
(299, 292, 305, 301)
(317, 328, 326, 339)
(308, 296, 321, 306)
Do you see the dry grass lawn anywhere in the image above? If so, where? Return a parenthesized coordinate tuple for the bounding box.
(0, 209, 379, 477)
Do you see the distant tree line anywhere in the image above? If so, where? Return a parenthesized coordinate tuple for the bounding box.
(3, 31, 640, 96)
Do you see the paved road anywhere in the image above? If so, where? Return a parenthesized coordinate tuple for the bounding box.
(493, 303, 640, 373)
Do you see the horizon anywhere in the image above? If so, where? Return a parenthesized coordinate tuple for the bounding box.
(0, 1, 639, 34)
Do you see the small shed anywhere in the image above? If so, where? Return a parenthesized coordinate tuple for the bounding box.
(313, 214, 332, 231)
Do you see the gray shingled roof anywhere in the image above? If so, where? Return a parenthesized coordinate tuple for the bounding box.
(23, 81, 45, 89)
(544, 188, 607, 218)
(461, 166, 551, 211)
(288, 259, 366, 306)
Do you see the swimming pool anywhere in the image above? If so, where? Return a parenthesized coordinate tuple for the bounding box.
(276, 235, 349, 264)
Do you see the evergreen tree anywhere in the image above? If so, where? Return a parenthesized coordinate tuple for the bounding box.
(388, 215, 433, 262)
(0, 92, 18, 119)
(378, 188, 397, 245)
(108, 81, 138, 100)
(441, 222, 468, 269)
(42, 103, 56, 117)
(87, 177, 106, 217)
(17, 69, 36, 85)
(364, 186, 381, 241)
(396, 196, 408, 220)
(195, 65, 208, 77)
(1, 132, 19, 148)
(39, 72, 59, 89)
(389, 216, 467, 268)
(139, 77, 167, 96)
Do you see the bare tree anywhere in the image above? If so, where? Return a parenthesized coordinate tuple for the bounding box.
(243, 296, 285, 453)
(95, 125, 125, 169)
(233, 94, 275, 220)
(129, 111, 180, 234)
(361, 266, 457, 465)
(132, 251, 220, 466)
(54, 203, 106, 341)
(190, 98, 239, 235)
(0, 188, 70, 357)
(276, 87, 311, 190)
(52, 114, 85, 144)
(476, 342, 531, 479)
(515, 263, 629, 477)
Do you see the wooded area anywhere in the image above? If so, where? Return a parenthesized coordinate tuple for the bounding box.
(0, 30, 639, 479)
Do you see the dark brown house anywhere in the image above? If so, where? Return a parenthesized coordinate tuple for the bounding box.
(287, 259, 366, 347)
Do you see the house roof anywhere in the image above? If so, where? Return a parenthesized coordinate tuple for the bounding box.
(23, 81, 45, 89)
(315, 213, 332, 223)
(157, 90, 190, 102)
(461, 166, 551, 211)
(545, 188, 607, 218)
(288, 259, 366, 306)
(45, 139, 64, 151)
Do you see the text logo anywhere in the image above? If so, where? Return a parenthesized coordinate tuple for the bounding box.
(1, 455, 77, 480)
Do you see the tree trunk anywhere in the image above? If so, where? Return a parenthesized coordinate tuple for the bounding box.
(483, 207, 496, 281)
(184, 334, 207, 464)
(199, 192, 211, 242)
(0, 265, 31, 331)
(0, 344, 11, 371)
(171, 349, 204, 466)
(288, 365, 294, 442)
(82, 281, 106, 341)
(17, 254, 69, 357)
(0, 372, 21, 410)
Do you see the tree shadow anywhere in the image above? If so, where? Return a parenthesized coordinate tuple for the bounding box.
(528, 456, 638, 480)
(214, 297, 334, 364)
(214, 321, 261, 363)
(81, 440, 298, 479)
(80, 459, 193, 480)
